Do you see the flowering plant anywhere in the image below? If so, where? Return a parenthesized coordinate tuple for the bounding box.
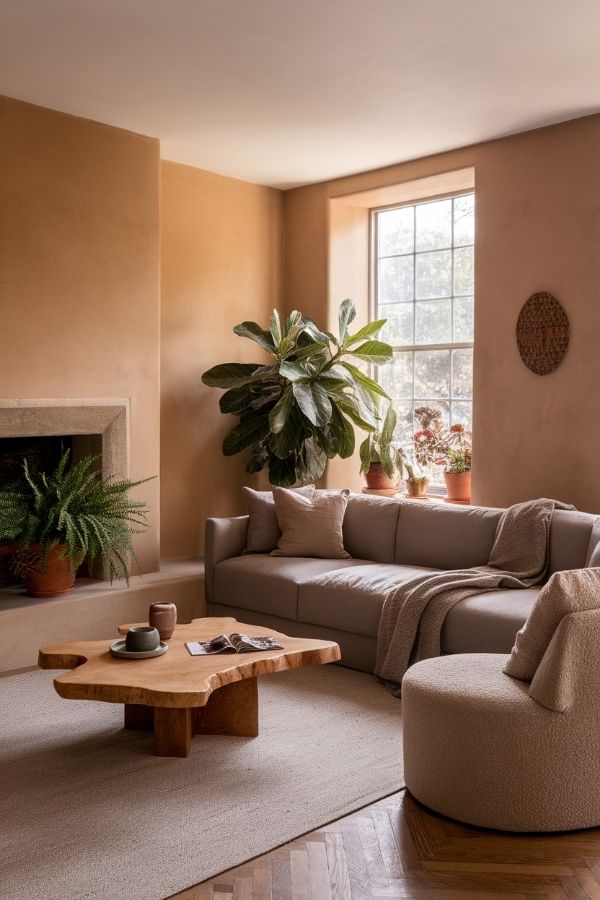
(411, 406, 472, 473)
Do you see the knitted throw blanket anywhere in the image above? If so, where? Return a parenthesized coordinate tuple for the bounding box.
(375, 498, 574, 696)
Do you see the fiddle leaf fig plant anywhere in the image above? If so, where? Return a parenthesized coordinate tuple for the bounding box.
(201, 299, 393, 486)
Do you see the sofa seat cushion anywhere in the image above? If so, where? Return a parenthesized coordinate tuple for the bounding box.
(298, 564, 440, 638)
(213, 555, 373, 621)
(441, 588, 540, 654)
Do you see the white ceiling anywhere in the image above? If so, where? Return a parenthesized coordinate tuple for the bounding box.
(2, 0, 599, 189)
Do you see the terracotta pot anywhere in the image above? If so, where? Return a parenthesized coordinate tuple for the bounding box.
(444, 470, 472, 503)
(406, 479, 429, 499)
(149, 601, 177, 641)
(24, 544, 78, 598)
(364, 462, 397, 491)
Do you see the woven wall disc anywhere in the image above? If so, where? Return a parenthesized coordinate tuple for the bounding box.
(516, 292, 569, 376)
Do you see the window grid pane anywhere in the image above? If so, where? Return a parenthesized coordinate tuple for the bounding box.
(374, 192, 474, 486)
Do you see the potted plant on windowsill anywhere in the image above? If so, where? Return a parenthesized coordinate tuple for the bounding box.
(412, 407, 472, 503)
(359, 405, 399, 492)
(0, 450, 152, 598)
(443, 432, 472, 503)
(397, 452, 429, 499)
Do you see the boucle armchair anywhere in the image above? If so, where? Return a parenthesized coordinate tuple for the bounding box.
(402, 606, 600, 831)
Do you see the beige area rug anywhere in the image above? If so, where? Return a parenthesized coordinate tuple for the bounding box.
(0, 664, 404, 900)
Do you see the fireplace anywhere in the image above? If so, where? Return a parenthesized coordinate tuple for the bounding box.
(0, 399, 129, 481)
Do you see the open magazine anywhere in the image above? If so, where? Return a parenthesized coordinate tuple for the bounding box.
(185, 632, 284, 656)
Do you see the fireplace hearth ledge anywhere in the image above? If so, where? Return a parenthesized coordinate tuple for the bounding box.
(0, 558, 204, 673)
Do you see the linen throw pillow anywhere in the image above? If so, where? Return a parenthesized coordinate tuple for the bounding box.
(243, 485, 315, 553)
(270, 487, 351, 559)
(503, 567, 600, 682)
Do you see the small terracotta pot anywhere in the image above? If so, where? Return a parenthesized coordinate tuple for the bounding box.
(24, 544, 78, 598)
(149, 601, 177, 641)
(444, 470, 472, 503)
(365, 462, 397, 491)
(406, 479, 429, 499)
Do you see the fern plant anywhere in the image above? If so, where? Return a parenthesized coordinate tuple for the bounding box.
(0, 450, 152, 583)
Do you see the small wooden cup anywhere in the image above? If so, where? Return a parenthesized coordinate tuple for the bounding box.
(149, 601, 177, 641)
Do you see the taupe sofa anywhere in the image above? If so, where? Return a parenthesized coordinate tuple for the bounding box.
(205, 495, 600, 672)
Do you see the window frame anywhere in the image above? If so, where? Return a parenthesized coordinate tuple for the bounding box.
(369, 190, 475, 489)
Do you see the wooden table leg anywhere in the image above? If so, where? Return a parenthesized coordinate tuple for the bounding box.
(194, 676, 259, 737)
(124, 703, 154, 731)
(154, 707, 192, 757)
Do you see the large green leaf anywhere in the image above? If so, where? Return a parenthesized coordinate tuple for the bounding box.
(201, 363, 260, 389)
(348, 340, 393, 364)
(268, 454, 298, 487)
(222, 415, 271, 457)
(336, 395, 377, 431)
(330, 406, 356, 459)
(378, 444, 395, 478)
(233, 321, 275, 353)
(301, 318, 331, 344)
(279, 360, 315, 382)
(219, 384, 255, 415)
(269, 309, 282, 346)
(345, 319, 387, 346)
(269, 387, 293, 434)
(338, 298, 356, 344)
(298, 438, 328, 483)
(269, 404, 307, 459)
(284, 340, 328, 362)
(339, 361, 391, 401)
(292, 381, 333, 428)
(359, 436, 372, 475)
(245, 444, 269, 474)
(379, 403, 397, 444)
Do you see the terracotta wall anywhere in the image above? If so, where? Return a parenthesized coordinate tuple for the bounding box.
(284, 114, 600, 512)
(0, 97, 161, 572)
(160, 161, 282, 559)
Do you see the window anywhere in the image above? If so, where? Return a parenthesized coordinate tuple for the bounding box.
(372, 193, 474, 477)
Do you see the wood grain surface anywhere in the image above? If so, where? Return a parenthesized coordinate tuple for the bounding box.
(176, 789, 600, 898)
(38, 617, 341, 708)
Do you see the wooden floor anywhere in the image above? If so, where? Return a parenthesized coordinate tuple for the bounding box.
(172, 789, 600, 899)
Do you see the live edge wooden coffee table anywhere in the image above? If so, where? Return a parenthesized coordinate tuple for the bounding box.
(38, 617, 340, 758)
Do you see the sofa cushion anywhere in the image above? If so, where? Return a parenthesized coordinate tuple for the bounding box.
(395, 501, 502, 569)
(342, 494, 401, 563)
(271, 487, 350, 558)
(243, 485, 315, 553)
(213, 555, 372, 621)
(548, 509, 598, 573)
(298, 564, 440, 638)
(441, 588, 540, 654)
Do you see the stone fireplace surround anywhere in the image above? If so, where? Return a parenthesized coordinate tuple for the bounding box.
(0, 399, 205, 672)
(0, 398, 130, 481)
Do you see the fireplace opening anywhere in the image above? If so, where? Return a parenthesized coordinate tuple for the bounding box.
(0, 434, 102, 489)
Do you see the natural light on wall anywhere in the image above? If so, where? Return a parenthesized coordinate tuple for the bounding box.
(372, 192, 474, 484)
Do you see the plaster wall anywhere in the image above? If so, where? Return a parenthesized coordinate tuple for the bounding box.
(285, 115, 600, 512)
(0, 97, 161, 572)
(160, 161, 283, 559)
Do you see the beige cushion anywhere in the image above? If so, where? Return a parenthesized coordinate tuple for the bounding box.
(271, 487, 351, 559)
(243, 485, 315, 553)
(213, 555, 371, 620)
(342, 494, 401, 563)
(395, 501, 502, 569)
(503, 567, 600, 683)
(298, 563, 439, 637)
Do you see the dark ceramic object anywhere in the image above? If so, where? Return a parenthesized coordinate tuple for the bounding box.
(125, 626, 160, 652)
(149, 602, 177, 641)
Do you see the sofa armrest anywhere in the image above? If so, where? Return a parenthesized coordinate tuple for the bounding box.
(204, 516, 249, 602)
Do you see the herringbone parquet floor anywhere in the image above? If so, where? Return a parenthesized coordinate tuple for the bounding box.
(173, 789, 600, 899)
